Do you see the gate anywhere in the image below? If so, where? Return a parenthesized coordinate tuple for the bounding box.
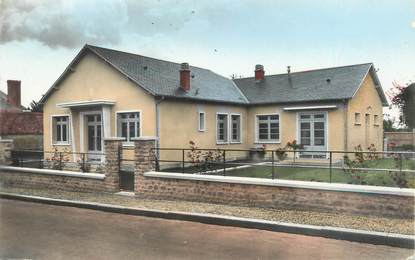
(119, 170, 135, 191)
(118, 145, 135, 191)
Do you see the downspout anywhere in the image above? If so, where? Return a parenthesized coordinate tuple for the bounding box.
(155, 96, 165, 159)
(343, 99, 348, 152)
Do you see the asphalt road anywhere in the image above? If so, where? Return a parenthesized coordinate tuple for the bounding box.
(0, 198, 413, 260)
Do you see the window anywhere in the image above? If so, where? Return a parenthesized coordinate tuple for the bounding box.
(354, 113, 361, 125)
(198, 112, 205, 131)
(231, 114, 241, 143)
(217, 114, 228, 143)
(257, 114, 280, 142)
(374, 114, 379, 126)
(117, 112, 140, 142)
(52, 116, 69, 144)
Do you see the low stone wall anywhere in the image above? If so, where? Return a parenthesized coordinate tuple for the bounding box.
(0, 166, 109, 192)
(137, 172, 415, 219)
(132, 138, 415, 219)
(0, 138, 124, 193)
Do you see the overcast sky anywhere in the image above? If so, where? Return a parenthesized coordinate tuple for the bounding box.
(0, 0, 414, 118)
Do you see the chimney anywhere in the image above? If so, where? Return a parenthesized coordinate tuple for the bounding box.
(254, 64, 265, 82)
(180, 62, 190, 91)
(287, 66, 293, 87)
(7, 80, 21, 108)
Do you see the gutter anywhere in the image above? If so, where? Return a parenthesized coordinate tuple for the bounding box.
(155, 96, 165, 158)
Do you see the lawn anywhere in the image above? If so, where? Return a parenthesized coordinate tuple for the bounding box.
(161, 158, 415, 188)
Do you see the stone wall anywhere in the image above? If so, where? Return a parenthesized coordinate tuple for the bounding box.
(133, 138, 415, 219)
(0, 139, 13, 165)
(385, 130, 415, 149)
(0, 138, 123, 193)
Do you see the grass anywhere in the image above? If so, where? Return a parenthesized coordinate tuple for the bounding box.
(162, 158, 415, 188)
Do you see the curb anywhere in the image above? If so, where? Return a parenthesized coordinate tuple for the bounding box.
(0, 192, 414, 249)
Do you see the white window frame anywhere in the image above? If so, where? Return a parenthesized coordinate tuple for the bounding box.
(230, 113, 242, 144)
(255, 113, 281, 144)
(51, 114, 71, 146)
(354, 112, 361, 125)
(373, 114, 380, 126)
(115, 110, 142, 146)
(216, 113, 229, 144)
(198, 111, 205, 132)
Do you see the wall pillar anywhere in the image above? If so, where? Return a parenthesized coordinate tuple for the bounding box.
(0, 139, 14, 165)
(103, 137, 124, 191)
(132, 136, 157, 193)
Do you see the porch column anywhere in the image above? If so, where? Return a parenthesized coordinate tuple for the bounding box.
(103, 137, 123, 191)
(132, 136, 157, 193)
(102, 105, 112, 138)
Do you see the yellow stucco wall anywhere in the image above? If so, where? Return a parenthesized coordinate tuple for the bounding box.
(43, 51, 384, 164)
(43, 52, 156, 155)
(347, 73, 384, 152)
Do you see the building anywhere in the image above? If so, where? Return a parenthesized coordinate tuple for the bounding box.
(38, 45, 387, 161)
(0, 80, 43, 150)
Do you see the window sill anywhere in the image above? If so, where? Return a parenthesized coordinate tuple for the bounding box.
(52, 143, 71, 146)
(254, 141, 281, 144)
(122, 142, 134, 147)
(230, 141, 242, 144)
(198, 129, 206, 132)
(354, 123, 361, 126)
(216, 142, 229, 145)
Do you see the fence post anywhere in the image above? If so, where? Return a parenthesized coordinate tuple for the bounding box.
(223, 150, 226, 176)
(399, 153, 403, 175)
(103, 137, 124, 192)
(132, 136, 158, 193)
(329, 151, 332, 183)
(182, 149, 185, 173)
(272, 151, 275, 180)
(59, 152, 63, 170)
(82, 153, 86, 172)
(0, 139, 14, 165)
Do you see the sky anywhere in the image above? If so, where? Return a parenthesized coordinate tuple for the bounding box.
(0, 0, 414, 119)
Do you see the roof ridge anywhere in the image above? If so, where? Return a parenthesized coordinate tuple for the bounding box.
(86, 44, 212, 72)
(234, 62, 373, 80)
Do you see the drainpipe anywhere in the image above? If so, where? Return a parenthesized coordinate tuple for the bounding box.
(155, 96, 165, 158)
(343, 99, 348, 152)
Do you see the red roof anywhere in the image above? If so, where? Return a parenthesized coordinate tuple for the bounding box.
(0, 111, 43, 135)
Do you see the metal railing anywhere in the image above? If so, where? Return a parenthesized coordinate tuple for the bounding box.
(151, 147, 415, 188)
(10, 149, 105, 173)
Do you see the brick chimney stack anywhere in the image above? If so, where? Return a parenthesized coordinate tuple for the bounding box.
(7, 80, 21, 108)
(180, 63, 191, 91)
(255, 64, 265, 82)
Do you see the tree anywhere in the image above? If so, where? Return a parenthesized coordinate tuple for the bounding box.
(383, 118, 397, 132)
(387, 82, 415, 129)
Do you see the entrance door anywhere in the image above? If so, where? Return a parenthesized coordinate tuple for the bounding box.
(87, 114, 102, 161)
(299, 112, 327, 158)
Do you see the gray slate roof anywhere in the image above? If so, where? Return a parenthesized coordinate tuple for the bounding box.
(88, 45, 249, 104)
(233, 63, 387, 105)
(39, 45, 387, 106)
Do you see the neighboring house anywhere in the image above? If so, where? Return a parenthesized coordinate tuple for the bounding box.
(38, 45, 387, 162)
(0, 80, 43, 150)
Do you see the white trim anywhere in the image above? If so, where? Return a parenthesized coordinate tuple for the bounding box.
(50, 114, 71, 146)
(114, 110, 142, 146)
(254, 113, 281, 144)
(198, 111, 206, 132)
(57, 100, 115, 108)
(230, 113, 242, 144)
(297, 111, 329, 156)
(69, 111, 76, 162)
(0, 165, 105, 180)
(216, 112, 229, 145)
(79, 110, 104, 162)
(283, 105, 337, 111)
(144, 171, 415, 197)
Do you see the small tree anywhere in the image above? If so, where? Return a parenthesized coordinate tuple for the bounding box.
(387, 82, 415, 129)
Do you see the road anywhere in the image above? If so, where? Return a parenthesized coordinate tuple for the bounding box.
(0, 198, 412, 260)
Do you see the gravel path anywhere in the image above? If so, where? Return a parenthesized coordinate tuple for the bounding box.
(1, 187, 414, 235)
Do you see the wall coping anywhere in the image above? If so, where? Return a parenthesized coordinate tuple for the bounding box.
(0, 139, 13, 143)
(144, 171, 415, 197)
(103, 137, 125, 141)
(131, 136, 158, 141)
(0, 165, 105, 180)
